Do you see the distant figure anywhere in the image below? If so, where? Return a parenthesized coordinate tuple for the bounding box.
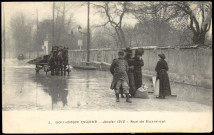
(124, 47, 136, 98)
(133, 49, 144, 90)
(155, 54, 171, 99)
(110, 50, 132, 103)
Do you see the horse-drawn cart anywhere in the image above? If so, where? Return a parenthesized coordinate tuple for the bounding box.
(28, 46, 71, 75)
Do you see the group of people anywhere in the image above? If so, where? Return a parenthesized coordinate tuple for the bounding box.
(110, 47, 171, 103)
(110, 48, 144, 103)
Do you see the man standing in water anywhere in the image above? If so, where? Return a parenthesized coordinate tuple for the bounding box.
(110, 50, 132, 103)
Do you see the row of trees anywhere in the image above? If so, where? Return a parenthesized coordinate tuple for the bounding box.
(9, 2, 79, 57)
(9, 1, 212, 57)
(92, 1, 212, 47)
(10, 13, 34, 55)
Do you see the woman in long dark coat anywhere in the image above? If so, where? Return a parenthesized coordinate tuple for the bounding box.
(155, 54, 171, 99)
(133, 49, 144, 90)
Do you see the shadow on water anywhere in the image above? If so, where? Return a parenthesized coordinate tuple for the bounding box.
(29, 69, 95, 110)
(30, 74, 69, 110)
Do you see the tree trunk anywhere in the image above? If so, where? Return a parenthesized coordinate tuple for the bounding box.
(114, 27, 122, 47)
(193, 32, 206, 45)
(118, 28, 127, 47)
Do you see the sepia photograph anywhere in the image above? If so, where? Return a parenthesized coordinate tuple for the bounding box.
(2, 1, 212, 133)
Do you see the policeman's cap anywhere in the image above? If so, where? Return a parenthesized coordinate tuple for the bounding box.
(118, 50, 124, 56)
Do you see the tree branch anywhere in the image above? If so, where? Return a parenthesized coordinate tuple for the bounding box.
(201, 4, 205, 26)
(205, 19, 211, 32)
(105, 2, 119, 27)
(189, 16, 196, 33)
(192, 15, 200, 33)
(164, 8, 179, 22)
(93, 21, 110, 28)
(174, 3, 191, 15)
(91, 3, 105, 9)
(118, 2, 127, 27)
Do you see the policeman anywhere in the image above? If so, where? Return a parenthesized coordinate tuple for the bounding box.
(110, 50, 132, 103)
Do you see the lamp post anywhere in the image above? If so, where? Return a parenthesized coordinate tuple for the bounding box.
(3, 4, 5, 62)
(87, 1, 90, 63)
(52, 2, 55, 49)
(78, 25, 90, 63)
(78, 26, 84, 50)
(77, 1, 90, 63)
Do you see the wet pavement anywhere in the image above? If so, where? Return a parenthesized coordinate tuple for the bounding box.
(2, 59, 212, 112)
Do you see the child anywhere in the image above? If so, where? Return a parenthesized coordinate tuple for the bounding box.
(110, 50, 132, 103)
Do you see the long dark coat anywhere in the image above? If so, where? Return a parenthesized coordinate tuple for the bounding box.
(124, 55, 136, 95)
(155, 59, 171, 96)
(110, 58, 129, 90)
(133, 56, 144, 90)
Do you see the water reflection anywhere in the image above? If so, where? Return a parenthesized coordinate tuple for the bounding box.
(32, 75, 69, 110)
(86, 71, 89, 89)
(3, 59, 211, 111)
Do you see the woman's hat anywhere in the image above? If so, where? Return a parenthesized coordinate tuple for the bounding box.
(124, 47, 132, 54)
(158, 53, 165, 59)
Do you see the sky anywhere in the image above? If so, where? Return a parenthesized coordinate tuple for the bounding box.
(3, 2, 138, 31)
(2, 2, 211, 38)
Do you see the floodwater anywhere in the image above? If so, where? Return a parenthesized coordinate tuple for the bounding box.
(2, 59, 212, 112)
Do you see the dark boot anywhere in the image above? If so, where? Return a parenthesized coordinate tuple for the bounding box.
(116, 93, 120, 102)
(126, 93, 132, 103)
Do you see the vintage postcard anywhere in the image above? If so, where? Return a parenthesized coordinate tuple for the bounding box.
(2, 1, 212, 133)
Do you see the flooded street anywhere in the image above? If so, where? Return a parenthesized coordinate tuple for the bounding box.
(2, 59, 212, 112)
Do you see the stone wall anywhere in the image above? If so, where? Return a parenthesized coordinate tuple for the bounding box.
(68, 46, 212, 89)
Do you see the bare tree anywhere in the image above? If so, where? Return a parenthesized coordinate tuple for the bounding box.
(102, 26, 120, 47)
(132, 6, 174, 46)
(92, 2, 133, 48)
(10, 12, 34, 56)
(54, 2, 75, 46)
(173, 2, 212, 45)
(133, 2, 212, 45)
